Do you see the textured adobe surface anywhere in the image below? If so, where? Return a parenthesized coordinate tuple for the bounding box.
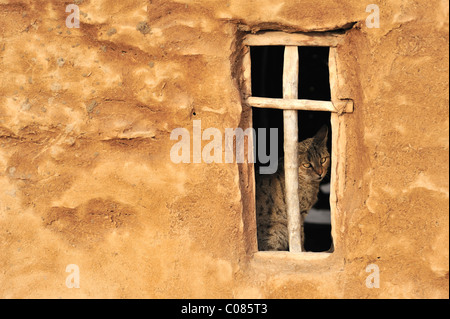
(0, 0, 448, 298)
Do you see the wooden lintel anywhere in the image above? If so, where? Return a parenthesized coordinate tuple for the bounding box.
(244, 31, 345, 47)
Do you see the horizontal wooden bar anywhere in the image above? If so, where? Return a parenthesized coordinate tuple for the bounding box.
(246, 96, 337, 112)
(336, 99, 354, 113)
(244, 31, 345, 47)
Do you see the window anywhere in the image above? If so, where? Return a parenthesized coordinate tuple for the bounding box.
(242, 31, 354, 254)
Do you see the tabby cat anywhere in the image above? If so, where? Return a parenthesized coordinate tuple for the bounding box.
(256, 125, 330, 251)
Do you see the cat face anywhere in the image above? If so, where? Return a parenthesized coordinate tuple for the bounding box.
(298, 125, 330, 182)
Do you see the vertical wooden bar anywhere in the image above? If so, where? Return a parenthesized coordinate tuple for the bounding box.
(283, 46, 302, 253)
(328, 47, 339, 109)
(328, 47, 338, 252)
(241, 47, 258, 253)
(329, 47, 354, 114)
(242, 47, 255, 184)
(242, 47, 253, 99)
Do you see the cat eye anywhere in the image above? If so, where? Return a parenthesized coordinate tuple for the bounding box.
(321, 157, 328, 164)
(303, 163, 312, 168)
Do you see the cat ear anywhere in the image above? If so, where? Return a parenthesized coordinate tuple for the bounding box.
(314, 125, 328, 145)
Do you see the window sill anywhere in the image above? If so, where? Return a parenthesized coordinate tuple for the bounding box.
(254, 251, 333, 261)
(250, 251, 343, 273)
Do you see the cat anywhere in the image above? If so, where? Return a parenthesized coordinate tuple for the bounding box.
(256, 125, 330, 251)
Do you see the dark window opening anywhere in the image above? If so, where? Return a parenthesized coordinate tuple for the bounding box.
(251, 46, 333, 253)
(298, 46, 332, 101)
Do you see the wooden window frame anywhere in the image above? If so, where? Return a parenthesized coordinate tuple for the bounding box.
(242, 31, 354, 253)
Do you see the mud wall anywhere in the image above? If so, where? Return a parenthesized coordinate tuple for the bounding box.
(0, 0, 448, 298)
